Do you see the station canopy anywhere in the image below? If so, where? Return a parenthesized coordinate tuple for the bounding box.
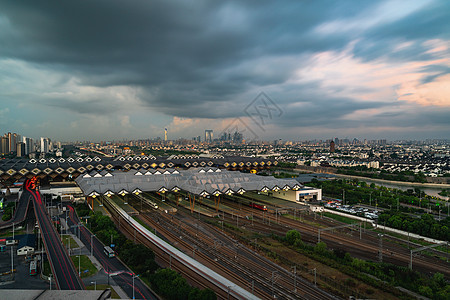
(75, 167, 303, 198)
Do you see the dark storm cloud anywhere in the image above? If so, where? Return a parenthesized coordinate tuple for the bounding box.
(0, 0, 376, 117)
(43, 97, 119, 115)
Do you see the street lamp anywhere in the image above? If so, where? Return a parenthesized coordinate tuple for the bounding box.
(77, 255, 81, 277)
(132, 274, 139, 299)
(77, 223, 81, 240)
(91, 234, 96, 256)
(91, 281, 97, 290)
(65, 209, 69, 235)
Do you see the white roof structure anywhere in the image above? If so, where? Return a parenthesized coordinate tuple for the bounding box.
(75, 168, 302, 197)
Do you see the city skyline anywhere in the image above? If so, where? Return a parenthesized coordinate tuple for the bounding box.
(0, 1, 449, 141)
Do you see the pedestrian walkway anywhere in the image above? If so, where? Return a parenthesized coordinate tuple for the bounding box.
(67, 230, 129, 299)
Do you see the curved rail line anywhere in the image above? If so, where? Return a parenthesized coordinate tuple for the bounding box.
(103, 195, 259, 300)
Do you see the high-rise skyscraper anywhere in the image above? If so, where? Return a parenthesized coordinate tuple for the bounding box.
(7, 132, 14, 153)
(40, 137, 50, 153)
(205, 130, 213, 143)
(22, 136, 34, 155)
(1, 136, 8, 155)
(16, 142, 25, 157)
(330, 140, 335, 153)
(164, 128, 168, 141)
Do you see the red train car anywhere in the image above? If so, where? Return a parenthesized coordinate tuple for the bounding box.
(250, 203, 268, 211)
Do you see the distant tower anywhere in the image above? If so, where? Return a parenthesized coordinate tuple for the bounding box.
(330, 140, 335, 153)
(164, 128, 168, 141)
(205, 130, 213, 143)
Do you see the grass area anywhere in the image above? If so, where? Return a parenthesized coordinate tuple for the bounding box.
(86, 284, 120, 298)
(322, 212, 360, 224)
(301, 218, 328, 228)
(0, 230, 27, 238)
(374, 228, 431, 245)
(43, 260, 51, 276)
(61, 235, 78, 249)
(70, 255, 98, 278)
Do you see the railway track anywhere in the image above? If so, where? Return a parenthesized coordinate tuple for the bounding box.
(130, 193, 338, 300)
(102, 195, 262, 300)
(176, 192, 449, 278)
(219, 197, 450, 277)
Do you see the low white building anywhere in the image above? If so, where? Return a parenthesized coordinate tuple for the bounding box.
(270, 187, 322, 203)
(16, 234, 36, 256)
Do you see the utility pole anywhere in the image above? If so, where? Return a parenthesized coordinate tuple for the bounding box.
(11, 244, 14, 274)
(271, 271, 275, 298)
(313, 268, 317, 286)
(91, 234, 95, 256)
(379, 234, 383, 262)
(292, 266, 297, 292)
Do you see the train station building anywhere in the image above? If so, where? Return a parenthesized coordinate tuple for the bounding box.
(75, 167, 303, 199)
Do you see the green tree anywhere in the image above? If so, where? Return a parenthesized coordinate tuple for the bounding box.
(285, 230, 301, 246)
(418, 286, 433, 298)
(151, 268, 191, 300)
(314, 241, 327, 255)
(188, 288, 217, 300)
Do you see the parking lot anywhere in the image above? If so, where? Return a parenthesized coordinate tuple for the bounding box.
(0, 243, 48, 289)
(325, 201, 379, 219)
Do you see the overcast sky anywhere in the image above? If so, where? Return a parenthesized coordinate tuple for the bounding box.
(0, 0, 449, 142)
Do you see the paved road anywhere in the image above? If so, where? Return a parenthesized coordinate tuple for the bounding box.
(0, 191, 31, 230)
(25, 179, 84, 290)
(66, 204, 157, 299)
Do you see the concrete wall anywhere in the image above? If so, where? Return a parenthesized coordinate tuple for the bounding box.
(271, 190, 297, 201)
